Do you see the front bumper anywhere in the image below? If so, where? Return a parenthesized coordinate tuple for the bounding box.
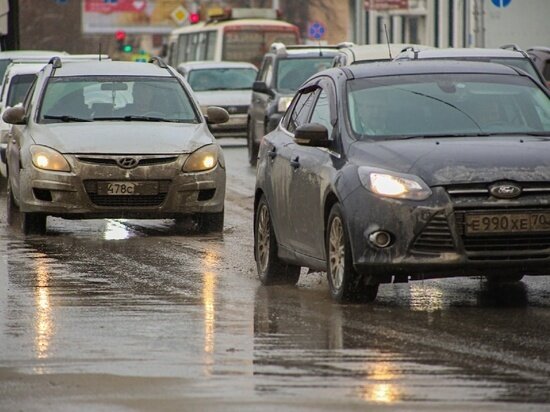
(344, 186, 550, 282)
(17, 154, 225, 219)
(209, 114, 247, 138)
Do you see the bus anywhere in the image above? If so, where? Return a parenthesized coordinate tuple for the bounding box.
(164, 8, 300, 68)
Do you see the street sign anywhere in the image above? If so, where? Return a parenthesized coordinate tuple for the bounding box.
(171, 6, 189, 26)
(490, 0, 512, 7)
(308, 22, 326, 40)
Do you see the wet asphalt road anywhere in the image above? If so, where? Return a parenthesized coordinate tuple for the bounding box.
(1, 144, 550, 411)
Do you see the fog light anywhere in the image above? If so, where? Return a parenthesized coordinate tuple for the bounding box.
(369, 231, 392, 248)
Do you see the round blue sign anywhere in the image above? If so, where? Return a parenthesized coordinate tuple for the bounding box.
(308, 22, 326, 40)
(491, 0, 511, 7)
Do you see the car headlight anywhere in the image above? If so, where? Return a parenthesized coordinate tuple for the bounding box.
(277, 96, 293, 113)
(182, 144, 219, 172)
(358, 167, 431, 200)
(30, 145, 71, 172)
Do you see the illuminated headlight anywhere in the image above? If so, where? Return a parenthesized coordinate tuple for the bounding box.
(277, 96, 293, 113)
(183, 144, 219, 172)
(358, 167, 431, 200)
(30, 145, 71, 172)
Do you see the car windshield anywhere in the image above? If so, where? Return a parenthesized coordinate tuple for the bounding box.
(38, 76, 199, 124)
(347, 73, 550, 139)
(276, 57, 333, 92)
(6, 73, 36, 107)
(187, 68, 256, 92)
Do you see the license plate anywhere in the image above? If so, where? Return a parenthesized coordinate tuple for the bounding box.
(97, 181, 158, 196)
(465, 212, 550, 235)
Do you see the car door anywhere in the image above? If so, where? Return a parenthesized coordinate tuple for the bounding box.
(250, 56, 274, 139)
(288, 79, 337, 259)
(265, 87, 320, 253)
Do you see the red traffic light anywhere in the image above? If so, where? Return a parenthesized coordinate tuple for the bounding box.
(115, 30, 126, 41)
(190, 13, 200, 24)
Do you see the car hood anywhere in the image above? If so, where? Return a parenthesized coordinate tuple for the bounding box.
(194, 90, 252, 107)
(29, 122, 213, 154)
(351, 136, 550, 185)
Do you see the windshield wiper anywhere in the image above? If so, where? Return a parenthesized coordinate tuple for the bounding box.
(394, 133, 491, 140)
(93, 116, 190, 123)
(43, 115, 91, 122)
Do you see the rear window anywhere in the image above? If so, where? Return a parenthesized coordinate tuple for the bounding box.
(187, 67, 256, 91)
(276, 57, 333, 92)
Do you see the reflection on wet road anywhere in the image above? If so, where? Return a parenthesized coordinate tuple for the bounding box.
(0, 147, 549, 411)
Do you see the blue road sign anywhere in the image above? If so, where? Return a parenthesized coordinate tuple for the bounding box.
(491, 0, 511, 7)
(308, 22, 326, 40)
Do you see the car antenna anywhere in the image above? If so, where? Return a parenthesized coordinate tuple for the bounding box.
(383, 24, 392, 59)
(99, 42, 102, 61)
(318, 40, 323, 57)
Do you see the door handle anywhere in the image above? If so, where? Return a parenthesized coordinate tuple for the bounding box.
(290, 156, 300, 169)
(267, 148, 277, 159)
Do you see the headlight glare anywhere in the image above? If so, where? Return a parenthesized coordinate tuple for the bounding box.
(183, 145, 219, 172)
(358, 167, 431, 200)
(30, 145, 71, 172)
(277, 96, 293, 113)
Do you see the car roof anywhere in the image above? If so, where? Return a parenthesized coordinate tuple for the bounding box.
(9, 55, 110, 64)
(4, 63, 47, 76)
(398, 47, 529, 59)
(177, 61, 258, 71)
(342, 60, 524, 79)
(342, 43, 434, 62)
(0, 50, 69, 58)
(50, 61, 173, 77)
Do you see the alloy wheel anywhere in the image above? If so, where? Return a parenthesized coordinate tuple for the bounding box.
(329, 216, 345, 291)
(257, 204, 271, 273)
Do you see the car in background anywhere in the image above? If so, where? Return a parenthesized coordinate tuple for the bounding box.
(396, 46, 547, 87)
(254, 60, 550, 303)
(247, 43, 344, 165)
(177, 61, 257, 138)
(3, 58, 229, 235)
(0, 55, 111, 179)
(0, 50, 69, 85)
(527, 47, 550, 87)
(331, 43, 433, 67)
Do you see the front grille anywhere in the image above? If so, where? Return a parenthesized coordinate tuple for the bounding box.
(77, 156, 178, 168)
(446, 182, 550, 202)
(455, 210, 550, 260)
(88, 193, 167, 207)
(411, 213, 455, 254)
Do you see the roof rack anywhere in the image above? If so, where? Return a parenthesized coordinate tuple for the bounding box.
(148, 56, 168, 69)
(399, 46, 422, 59)
(270, 42, 355, 54)
(500, 44, 529, 58)
(48, 56, 62, 69)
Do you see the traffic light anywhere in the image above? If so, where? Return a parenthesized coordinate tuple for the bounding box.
(115, 30, 133, 53)
(190, 13, 200, 24)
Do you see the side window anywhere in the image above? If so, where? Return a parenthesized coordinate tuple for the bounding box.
(196, 32, 208, 60)
(205, 31, 217, 60)
(310, 88, 334, 138)
(258, 57, 273, 84)
(177, 34, 188, 63)
(287, 88, 319, 133)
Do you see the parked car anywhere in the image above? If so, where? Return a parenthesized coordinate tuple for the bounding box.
(3, 58, 229, 235)
(177, 61, 257, 138)
(527, 46, 550, 87)
(254, 60, 550, 303)
(247, 43, 345, 165)
(396, 46, 547, 87)
(331, 43, 433, 67)
(0, 50, 69, 86)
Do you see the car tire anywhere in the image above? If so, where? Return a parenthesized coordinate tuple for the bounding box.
(254, 195, 300, 285)
(21, 212, 47, 235)
(326, 203, 378, 303)
(196, 210, 224, 234)
(6, 178, 18, 226)
(247, 120, 259, 166)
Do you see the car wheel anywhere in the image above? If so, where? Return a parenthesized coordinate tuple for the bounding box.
(247, 121, 259, 166)
(6, 178, 18, 226)
(21, 212, 47, 235)
(255, 195, 300, 285)
(326, 203, 378, 303)
(196, 210, 224, 234)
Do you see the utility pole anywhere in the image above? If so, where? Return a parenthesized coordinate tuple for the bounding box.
(473, 0, 485, 47)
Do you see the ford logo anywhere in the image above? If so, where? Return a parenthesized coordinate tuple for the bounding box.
(489, 182, 522, 199)
(116, 157, 139, 169)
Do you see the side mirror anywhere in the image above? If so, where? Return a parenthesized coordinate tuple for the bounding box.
(252, 81, 275, 97)
(205, 106, 229, 125)
(294, 123, 330, 147)
(2, 106, 27, 125)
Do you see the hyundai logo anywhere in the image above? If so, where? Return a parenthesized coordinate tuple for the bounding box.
(116, 157, 139, 169)
(489, 182, 522, 199)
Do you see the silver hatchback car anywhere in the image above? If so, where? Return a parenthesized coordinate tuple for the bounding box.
(3, 58, 229, 235)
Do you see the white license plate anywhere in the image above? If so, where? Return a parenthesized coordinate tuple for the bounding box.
(97, 181, 158, 196)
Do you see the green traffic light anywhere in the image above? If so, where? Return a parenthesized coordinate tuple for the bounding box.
(122, 44, 133, 53)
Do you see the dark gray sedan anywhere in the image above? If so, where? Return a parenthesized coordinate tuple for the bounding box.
(254, 60, 550, 303)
